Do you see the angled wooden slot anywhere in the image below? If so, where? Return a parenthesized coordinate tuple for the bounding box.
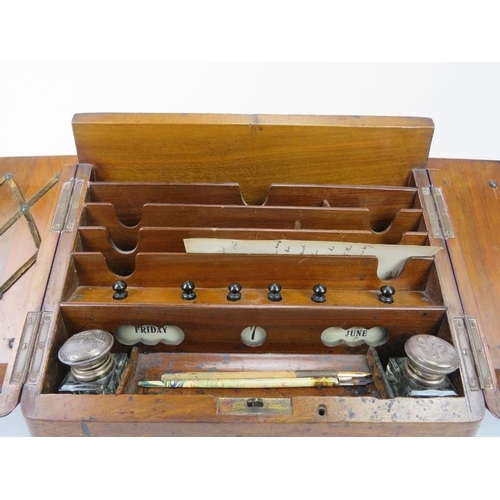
(88, 182, 245, 226)
(78, 227, 137, 276)
(82, 203, 423, 250)
(78, 227, 430, 250)
(266, 184, 418, 231)
(82, 203, 374, 249)
(77, 226, 430, 276)
(377, 209, 423, 236)
(67, 252, 438, 291)
(63, 251, 444, 322)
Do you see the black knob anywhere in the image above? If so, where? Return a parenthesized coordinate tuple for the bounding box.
(227, 283, 242, 302)
(311, 284, 327, 303)
(113, 280, 128, 300)
(181, 280, 197, 300)
(267, 282, 282, 302)
(379, 285, 395, 304)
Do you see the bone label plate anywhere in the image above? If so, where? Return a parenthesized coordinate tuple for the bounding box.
(320, 326, 389, 347)
(116, 325, 185, 345)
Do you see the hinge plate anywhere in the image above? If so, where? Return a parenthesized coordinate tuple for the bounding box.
(421, 186, 454, 239)
(10, 312, 41, 385)
(433, 186, 454, 238)
(452, 317, 481, 391)
(464, 316, 494, 390)
(10, 311, 54, 386)
(51, 177, 85, 232)
(51, 180, 72, 231)
(27, 311, 53, 384)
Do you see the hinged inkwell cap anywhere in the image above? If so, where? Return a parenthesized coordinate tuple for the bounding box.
(403, 334, 459, 387)
(58, 330, 115, 382)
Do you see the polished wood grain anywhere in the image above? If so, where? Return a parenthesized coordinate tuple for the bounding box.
(73, 113, 434, 205)
(0, 156, 76, 417)
(88, 181, 418, 232)
(129, 352, 376, 399)
(89, 182, 245, 225)
(59, 301, 446, 356)
(427, 158, 500, 417)
(3, 115, 494, 436)
(21, 387, 482, 437)
(82, 203, 423, 250)
(266, 184, 417, 231)
(77, 227, 429, 276)
(67, 252, 437, 290)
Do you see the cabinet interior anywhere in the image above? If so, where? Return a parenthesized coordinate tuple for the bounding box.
(39, 169, 466, 404)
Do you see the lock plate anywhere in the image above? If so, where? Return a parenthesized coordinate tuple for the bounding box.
(217, 397, 292, 415)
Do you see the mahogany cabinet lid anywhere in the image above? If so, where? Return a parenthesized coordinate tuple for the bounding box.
(72, 113, 434, 205)
(427, 158, 500, 418)
(0, 156, 76, 417)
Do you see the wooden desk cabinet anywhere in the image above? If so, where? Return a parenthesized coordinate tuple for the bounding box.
(0, 113, 498, 436)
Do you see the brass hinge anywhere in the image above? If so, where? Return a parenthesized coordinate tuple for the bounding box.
(452, 317, 481, 392)
(27, 311, 53, 384)
(10, 311, 54, 386)
(10, 312, 41, 385)
(463, 316, 494, 390)
(51, 175, 85, 232)
(421, 186, 454, 239)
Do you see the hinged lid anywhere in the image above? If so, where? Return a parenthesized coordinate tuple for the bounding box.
(72, 113, 434, 205)
(0, 156, 76, 416)
(427, 158, 500, 417)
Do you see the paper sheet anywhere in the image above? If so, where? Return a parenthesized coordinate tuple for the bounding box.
(183, 238, 442, 279)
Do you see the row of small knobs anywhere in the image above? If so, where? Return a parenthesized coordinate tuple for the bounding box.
(113, 280, 395, 303)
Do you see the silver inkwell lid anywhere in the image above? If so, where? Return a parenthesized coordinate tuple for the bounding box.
(58, 330, 115, 382)
(403, 334, 460, 387)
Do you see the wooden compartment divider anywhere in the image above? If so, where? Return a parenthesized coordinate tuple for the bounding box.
(59, 301, 447, 355)
(265, 184, 418, 231)
(67, 252, 437, 291)
(88, 182, 245, 225)
(77, 226, 430, 276)
(87, 182, 419, 231)
(81, 203, 424, 250)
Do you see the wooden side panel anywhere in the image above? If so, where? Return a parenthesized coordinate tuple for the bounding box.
(0, 156, 77, 416)
(72, 113, 434, 205)
(427, 158, 500, 418)
(21, 388, 482, 437)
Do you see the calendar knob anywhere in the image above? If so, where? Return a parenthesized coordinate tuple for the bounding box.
(379, 285, 395, 304)
(267, 282, 282, 302)
(113, 280, 128, 300)
(227, 283, 242, 301)
(311, 284, 327, 303)
(181, 280, 197, 300)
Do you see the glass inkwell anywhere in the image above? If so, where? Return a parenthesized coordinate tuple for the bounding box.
(386, 334, 460, 397)
(58, 329, 127, 394)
